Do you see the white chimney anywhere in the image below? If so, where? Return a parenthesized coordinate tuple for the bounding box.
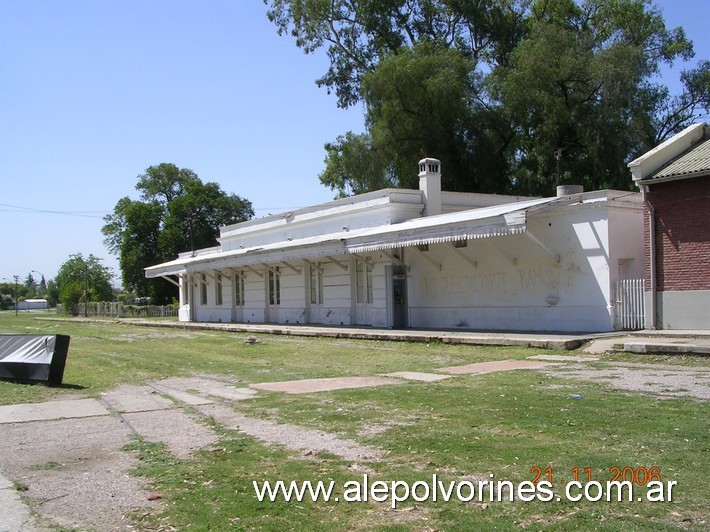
(418, 157, 442, 216)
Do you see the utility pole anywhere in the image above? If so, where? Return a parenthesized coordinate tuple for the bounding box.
(187, 211, 196, 257)
(554, 148, 563, 186)
(84, 262, 89, 318)
(13, 275, 19, 316)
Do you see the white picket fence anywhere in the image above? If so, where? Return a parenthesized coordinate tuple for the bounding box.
(614, 278, 645, 331)
(57, 302, 178, 318)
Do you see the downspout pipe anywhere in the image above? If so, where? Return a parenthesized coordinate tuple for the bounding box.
(641, 185, 657, 329)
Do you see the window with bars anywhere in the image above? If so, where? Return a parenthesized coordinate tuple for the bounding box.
(200, 274, 207, 305)
(310, 265, 323, 305)
(215, 273, 223, 306)
(356, 259, 373, 304)
(234, 273, 244, 306)
(268, 267, 281, 305)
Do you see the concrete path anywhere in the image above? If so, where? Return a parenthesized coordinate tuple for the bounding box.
(385, 371, 451, 382)
(437, 359, 557, 375)
(0, 398, 108, 424)
(0, 473, 40, 532)
(251, 376, 403, 394)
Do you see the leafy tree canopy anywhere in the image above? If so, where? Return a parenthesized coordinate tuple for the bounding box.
(54, 253, 114, 305)
(266, 0, 709, 196)
(102, 163, 254, 304)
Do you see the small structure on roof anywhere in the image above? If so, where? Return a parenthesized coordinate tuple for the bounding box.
(146, 159, 645, 333)
(628, 122, 710, 329)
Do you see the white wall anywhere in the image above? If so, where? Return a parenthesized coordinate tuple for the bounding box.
(405, 205, 615, 332)
(608, 205, 645, 283)
(320, 262, 352, 325)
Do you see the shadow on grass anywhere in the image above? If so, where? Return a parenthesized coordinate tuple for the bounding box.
(0, 377, 87, 390)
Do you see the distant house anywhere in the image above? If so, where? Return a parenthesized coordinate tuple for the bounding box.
(628, 122, 710, 329)
(17, 299, 49, 311)
(146, 159, 645, 333)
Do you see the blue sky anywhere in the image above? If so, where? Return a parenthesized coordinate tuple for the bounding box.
(0, 0, 707, 286)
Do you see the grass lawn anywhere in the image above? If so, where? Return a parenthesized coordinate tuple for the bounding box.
(1, 312, 708, 530)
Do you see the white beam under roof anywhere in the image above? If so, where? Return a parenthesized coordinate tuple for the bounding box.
(447, 242, 478, 268)
(281, 261, 302, 275)
(326, 256, 349, 271)
(303, 259, 324, 273)
(525, 231, 560, 263)
(410, 246, 442, 271)
(380, 249, 403, 265)
(243, 265, 263, 278)
(160, 275, 180, 288)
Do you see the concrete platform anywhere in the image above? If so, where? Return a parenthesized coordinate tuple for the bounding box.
(101, 385, 175, 413)
(0, 398, 108, 424)
(437, 359, 557, 375)
(148, 382, 215, 405)
(384, 371, 451, 382)
(528, 354, 599, 362)
(585, 334, 710, 355)
(116, 319, 606, 350)
(152, 377, 258, 402)
(250, 376, 403, 394)
(622, 340, 710, 355)
(0, 473, 40, 531)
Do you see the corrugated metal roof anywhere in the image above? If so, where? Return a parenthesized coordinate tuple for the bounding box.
(346, 197, 552, 253)
(145, 195, 590, 277)
(649, 136, 710, 180)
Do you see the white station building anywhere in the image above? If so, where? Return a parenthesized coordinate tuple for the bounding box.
(146, 159, 645, 332)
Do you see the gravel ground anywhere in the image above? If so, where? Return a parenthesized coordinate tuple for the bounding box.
(545, 361, 710, 400)
(0, 416, 156, 531)
(122, 409, 219, 460)
(196, 402, 385, 463)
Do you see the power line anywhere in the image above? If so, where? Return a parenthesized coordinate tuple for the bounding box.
(0, 203, 108, 219)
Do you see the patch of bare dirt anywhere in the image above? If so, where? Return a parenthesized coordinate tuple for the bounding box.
(123, 409, 219, 460)
(196, 402, 385, 463)
(545, 362, 710, 400)
(0, 416, 157, 531)
(113, 331, 198, 342)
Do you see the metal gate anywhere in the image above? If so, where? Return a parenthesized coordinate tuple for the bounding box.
(615, 279, 646, 330)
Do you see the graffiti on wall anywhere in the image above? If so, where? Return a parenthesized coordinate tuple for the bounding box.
(424, 263, 582, 301)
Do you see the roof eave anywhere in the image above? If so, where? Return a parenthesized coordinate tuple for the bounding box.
(636, 169, 710, 188)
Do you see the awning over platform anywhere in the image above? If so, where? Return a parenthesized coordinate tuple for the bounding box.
(146, 196, 561, 278)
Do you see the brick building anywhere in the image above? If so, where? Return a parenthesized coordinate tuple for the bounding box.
(629, 122, 710, 329)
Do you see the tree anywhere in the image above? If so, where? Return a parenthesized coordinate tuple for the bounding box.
(267, 0, 708, 196)
(0, 283, 14, 310)
(54, 254, 114, 313)
(266, 0, 524, 108)
(22, 273, 46, 299)
(488, 0, 700, 194)
(59, 282, 84, 316)
(102, 163, 254, 304)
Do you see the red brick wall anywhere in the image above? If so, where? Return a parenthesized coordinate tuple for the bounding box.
(645, 176, 710, 291)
